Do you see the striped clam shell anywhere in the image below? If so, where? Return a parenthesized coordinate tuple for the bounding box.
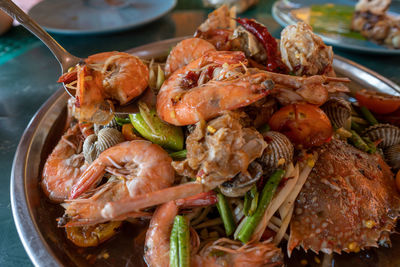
(94, 117, 122, 135)
(321, 97, 351, 128)
(257, 131, 294, 173)
(83, 128, 124, 163)
(384, 144, 400, 170)
(363, 123, 400, 148)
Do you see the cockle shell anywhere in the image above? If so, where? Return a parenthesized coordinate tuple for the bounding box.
(321, 97, 351, 128)
(384, 144, 400, 170)
(257, 131, 294, 174)
(94, 117, 122, 135)
(83, 128, 124, 163)
(363, 123, 400, 148)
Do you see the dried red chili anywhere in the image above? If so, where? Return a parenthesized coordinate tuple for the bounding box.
(236, 18, 287, 73)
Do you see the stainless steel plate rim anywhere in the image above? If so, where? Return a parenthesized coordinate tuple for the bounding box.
(10, 36, 400, 267)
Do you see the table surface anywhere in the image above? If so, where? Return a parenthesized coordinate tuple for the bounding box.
(1, 0, 400, 266)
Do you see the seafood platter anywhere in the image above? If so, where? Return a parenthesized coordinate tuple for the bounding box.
(11, 5, 400, 267)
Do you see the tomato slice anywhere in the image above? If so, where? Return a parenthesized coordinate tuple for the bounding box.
(269, 104, 333, 148)
(66, 221, 122, 247)
(355, 89, 400, 114)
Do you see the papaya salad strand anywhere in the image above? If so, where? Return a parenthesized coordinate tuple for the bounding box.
(42, 4, 400, 266)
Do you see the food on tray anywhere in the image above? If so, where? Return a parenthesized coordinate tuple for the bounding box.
(351, 0, 400, 48)
(42, 5, 400, 266)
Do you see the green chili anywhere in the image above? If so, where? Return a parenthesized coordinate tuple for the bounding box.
(129, 102, 183, 150)
(237, 169, 285, 243)
(216, 193, 236, 236)
(169, 150, 187, 160)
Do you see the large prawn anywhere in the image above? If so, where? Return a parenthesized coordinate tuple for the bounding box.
(58, 51, 149, 124)
(157, 50, 276, 126)
(145, 200, 283, 267)
(157, 50, 350, 126)
(42, 124, 87, 203)
(164, 38, 216, 77)
(60, 140, 175, 226)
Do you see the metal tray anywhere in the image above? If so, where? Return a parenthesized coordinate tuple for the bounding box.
(11, 37, 400, 267)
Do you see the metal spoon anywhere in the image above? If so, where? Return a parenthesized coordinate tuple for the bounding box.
(0, 0, 138, 114)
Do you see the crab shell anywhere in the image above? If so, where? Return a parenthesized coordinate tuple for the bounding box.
(288, 139, 400, 254)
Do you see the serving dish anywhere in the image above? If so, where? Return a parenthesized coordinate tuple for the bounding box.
(11, 37, 400, 266)
(272, 0, 400, 54)
(28, 0, 176, 35)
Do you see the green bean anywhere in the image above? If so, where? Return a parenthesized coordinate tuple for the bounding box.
(363, 136, 377, 154)
(129, 102, 183, 150)
(249, 189, 259, 216)
(243, 191, 251, 216)
(169, 150, 187, 160)
(169, 219, 179, 267)
(351, 116, 369, 125)
(216, 193, 236, 236)
(244, 185, 258, 216)
(360, 106, 379, 126)
(351, 121, 365, 134)
(237, 170, 285, 243)
(349, 130, 370, 153)
(176, 216, 190, 267)
(336, 127, 352, 139)
(115, 117, 131, 126)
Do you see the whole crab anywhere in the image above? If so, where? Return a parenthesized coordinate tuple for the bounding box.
(289, 139, 400, 254)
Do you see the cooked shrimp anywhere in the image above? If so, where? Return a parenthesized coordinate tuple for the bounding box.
(145, 201, 283, 267)
(145, 201, 178, 267)
(59, 51, 149, 124)
(157, 50, 275, 126)
(355, 0, 391, 14)
(42, 124, 87, 203)
(165, 38, 216, 77)
(61, 140, 174, 226)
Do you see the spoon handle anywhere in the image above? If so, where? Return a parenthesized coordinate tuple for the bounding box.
(0, 0, 78, 70)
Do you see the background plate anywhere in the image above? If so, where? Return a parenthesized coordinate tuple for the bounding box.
(11, 37, 400, 266)
(28, 0, 176, 35)
(272, 0, 400, 54)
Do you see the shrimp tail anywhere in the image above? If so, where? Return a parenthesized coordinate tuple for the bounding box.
(101, 182, 205, 221)
(69, 163, 105, 199)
